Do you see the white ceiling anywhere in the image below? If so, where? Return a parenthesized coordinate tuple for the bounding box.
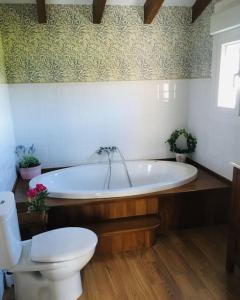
(0, 0, 197, 7)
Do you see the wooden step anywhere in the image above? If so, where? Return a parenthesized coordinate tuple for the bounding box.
(85, 215, 160, 253)
(87, 215, 160, 235)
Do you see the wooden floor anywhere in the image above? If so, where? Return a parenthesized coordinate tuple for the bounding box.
(4, 225, 240, 300)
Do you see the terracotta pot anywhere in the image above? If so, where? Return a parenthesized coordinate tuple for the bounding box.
(19, 165, 41, 180)
(175, 153, 187, 163)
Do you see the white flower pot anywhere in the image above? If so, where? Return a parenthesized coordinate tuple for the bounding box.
(19, 165, 42, 180)
(175, 153, 187, 163)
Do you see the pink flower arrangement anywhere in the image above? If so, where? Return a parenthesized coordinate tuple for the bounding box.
(26, 184, 49, 212)
(27, 184, 47, 200)
(26, 188, 37, 199)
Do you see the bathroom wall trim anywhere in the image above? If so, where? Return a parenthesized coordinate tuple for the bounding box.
(187, 158, 231, 184)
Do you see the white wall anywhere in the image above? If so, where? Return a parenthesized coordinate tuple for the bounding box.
(9, 80, 189, 168)
(211, 0, 240, 34)
(9, 78, 240, 180)
(0, 84, 16, 191)
(188, 79, 240, 180)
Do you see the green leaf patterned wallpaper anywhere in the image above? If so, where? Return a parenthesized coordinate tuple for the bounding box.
(0, 4, 193, 84)
(0, 2, 214, 84)
(191, 1, 215, 78)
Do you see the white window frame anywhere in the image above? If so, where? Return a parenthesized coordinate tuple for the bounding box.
(212, 27, 240, 117)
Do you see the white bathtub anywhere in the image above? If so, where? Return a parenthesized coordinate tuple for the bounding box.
(30, 160, 198, 199)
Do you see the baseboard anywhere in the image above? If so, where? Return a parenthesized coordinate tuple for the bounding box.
(187, 158, 231, 185)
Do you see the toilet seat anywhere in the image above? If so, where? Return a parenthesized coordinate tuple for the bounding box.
(31, 227, 98, 263)
(11, 228, 98, 273)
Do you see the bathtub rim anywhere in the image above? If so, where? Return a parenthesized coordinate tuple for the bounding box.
(29, 160, 198, 200)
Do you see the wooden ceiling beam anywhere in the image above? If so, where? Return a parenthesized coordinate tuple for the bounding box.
(93, 0, 107, 24)
(36, 0, 47, 23)
(144, 0, 164, 24)
(192, 0, 211, 23)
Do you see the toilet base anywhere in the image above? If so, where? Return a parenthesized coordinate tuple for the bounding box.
(49, 272, 82, 300)
(14, 271, 82, 300)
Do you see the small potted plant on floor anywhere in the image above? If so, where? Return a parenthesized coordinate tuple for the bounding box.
(18, 184, 49, 239)
(166, 129, 197, 163)
(15, 144, 41, 180)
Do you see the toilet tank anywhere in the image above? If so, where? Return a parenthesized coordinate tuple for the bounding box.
(0, 192, 22, 269)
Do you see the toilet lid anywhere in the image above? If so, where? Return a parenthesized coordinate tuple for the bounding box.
(31, 227, 98, 263)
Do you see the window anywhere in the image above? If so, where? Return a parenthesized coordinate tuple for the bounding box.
(218, 40, 240, 108)
(212, 28, 240, 112)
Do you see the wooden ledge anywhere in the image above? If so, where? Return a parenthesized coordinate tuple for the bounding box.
(15, 162, 230, 209)
(88, 215, 160, 253)
(87, 215, 160, 236)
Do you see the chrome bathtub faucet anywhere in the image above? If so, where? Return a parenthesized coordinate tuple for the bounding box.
(96, 146, 133, 189)
(96, 146, 116, 155)
(96, 146, 115, 190)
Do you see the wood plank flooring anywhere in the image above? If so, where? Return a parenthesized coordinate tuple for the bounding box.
(81, 225, 240, 300)
(4, 225, 240, 300)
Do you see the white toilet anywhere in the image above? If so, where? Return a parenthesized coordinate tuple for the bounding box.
(0, 192, 98, 300)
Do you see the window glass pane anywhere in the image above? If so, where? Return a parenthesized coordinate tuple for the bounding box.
(218, 40, 240, 108)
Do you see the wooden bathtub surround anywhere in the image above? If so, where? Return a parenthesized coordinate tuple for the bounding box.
(48, 197, 160, 253)
(18, 210, 48, 239)
(17, 193, 161, 251)
(15, 162, 231, 253)
(226, 165, 240, 272)
(88, 215, 160, 253)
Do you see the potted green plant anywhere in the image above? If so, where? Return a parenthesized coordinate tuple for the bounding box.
(166, 129, 197, 163)
(15, 145, 41, 180)
(18, 184, 49, 239)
